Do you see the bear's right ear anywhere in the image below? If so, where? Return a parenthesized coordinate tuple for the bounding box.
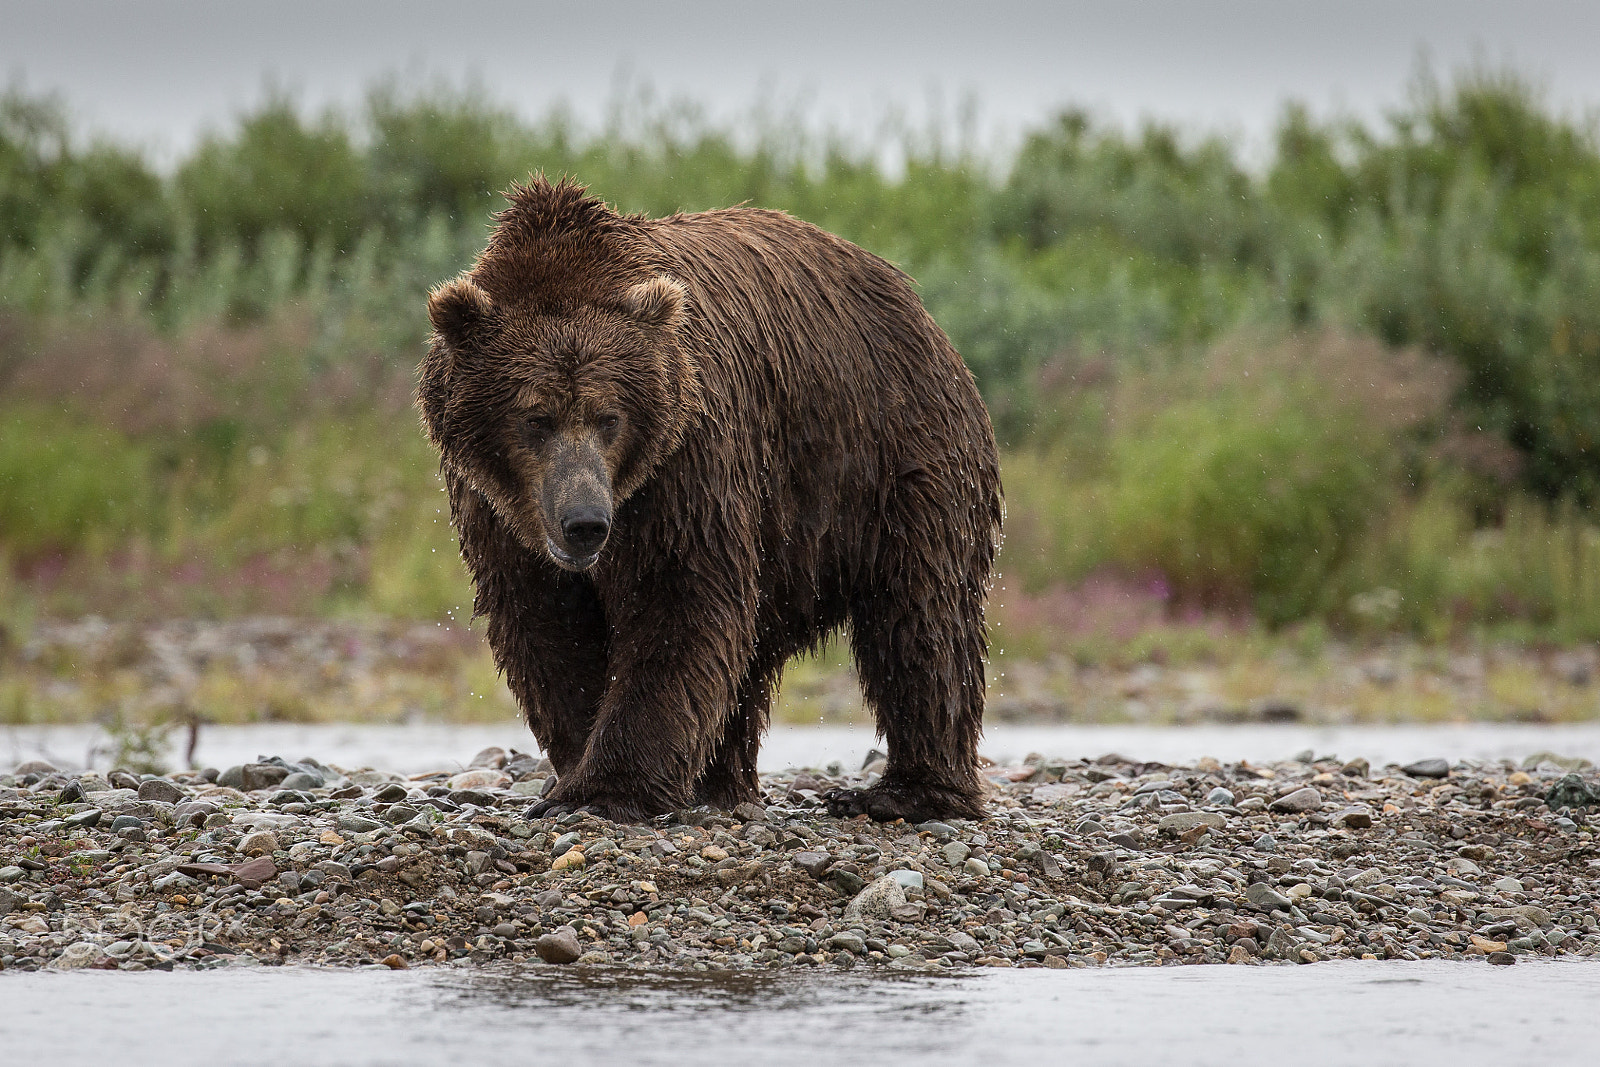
(619, 276, 687, 330)
(427, 277, 496, 352)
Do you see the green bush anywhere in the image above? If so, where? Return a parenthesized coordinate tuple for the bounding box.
(0, 408, 155, 554)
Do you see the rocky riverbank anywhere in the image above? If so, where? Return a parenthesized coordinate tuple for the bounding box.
(3, 747, 1599, 973)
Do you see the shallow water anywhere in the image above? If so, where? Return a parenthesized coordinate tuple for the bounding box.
(3, 959, 1597, 1066)
(7, 721, 1600, 776)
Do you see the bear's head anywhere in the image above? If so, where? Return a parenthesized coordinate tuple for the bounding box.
(418, 178, 701, 571)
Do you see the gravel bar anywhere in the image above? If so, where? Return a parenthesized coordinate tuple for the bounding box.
(3, 747, 1599, 973)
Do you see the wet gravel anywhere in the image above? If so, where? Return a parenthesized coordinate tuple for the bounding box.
(3, 747, 1599, 973)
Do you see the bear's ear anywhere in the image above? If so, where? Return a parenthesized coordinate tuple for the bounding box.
(619, 276, 687, 330)
(427, 277, 495, 351)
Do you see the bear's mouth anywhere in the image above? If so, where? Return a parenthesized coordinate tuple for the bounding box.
(545, 537, 601, 572)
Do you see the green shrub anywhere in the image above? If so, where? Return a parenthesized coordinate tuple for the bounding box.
(0, 408, 155, 554)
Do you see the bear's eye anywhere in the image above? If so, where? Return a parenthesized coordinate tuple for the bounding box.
(524, 414, 556, 440)
(597, 413, 621, 433)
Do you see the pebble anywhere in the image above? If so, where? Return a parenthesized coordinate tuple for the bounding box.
(1269, 787, 1324, 813)
(842, 875, 908, 925)
(1246, 883, 1293, 910)
(1402, 759, 1452, 779)
(1331, 807, 1374, 829)
(535, 927, 583, 965)
(4, 746, 1597, 975)
(237, 831, 279, 855)
(136, 778, 185, 804)
(1158, 812, 1226, 834)
(50, 942, 104, 970)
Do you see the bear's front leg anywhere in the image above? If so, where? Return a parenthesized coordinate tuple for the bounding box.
(529, 582, 752, 823)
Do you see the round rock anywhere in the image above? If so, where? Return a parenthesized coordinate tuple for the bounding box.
(1270, 787, 1324, 813)
(535, 926, 583, 964)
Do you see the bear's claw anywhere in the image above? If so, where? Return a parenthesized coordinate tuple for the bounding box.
(527, 794, 655, 823)
(823, 781, 985, 823)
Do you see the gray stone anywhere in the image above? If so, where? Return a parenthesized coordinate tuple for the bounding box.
(827, 870, 867, 895)
(534, 926, 583, 964)
(1545, 774, 1600, 811)
(279, 771, 323, 791)
(843, 875, 908, 925)
(1253, 834, 1278, 852)
(1265, 926, 1300, 959)
(1153, 884, 1215, 908)
(0, 866, 25, 884)
(0, 888, 20, 913)
(1402, 759, 1450, 779)
(172, 801, 218, 827)
(551, 832, 582, 858)
(13, 759, 58, 775)
(942, 841, 972, 866)
(1332, 807, 1374, 829)
(915, 821, 958, 839)
(217, 766, 245, 790)
(732, 802, 768, 823)
(1205, 787, 1235, 806)
(63, 809, 102, 829)
(337, 814, 384, 834)
(468, 747, 507, 769)
(237, 831, 279, 855)
(109, 815, 145, 831)
(888, 869, 923, 890)
(792, 851, 833, 878)
(136, 778, 184, 804)
(963, 857, 991, 876)
(828, 931, 867, 955)
(383, 804, 419, 824)
(49, 942, 104, 970)
(1158, 811, 1226, 834)
(1246, 882, 1293, 910)
(1270, 787, 1324, 813)
(239, 763, 289, 792)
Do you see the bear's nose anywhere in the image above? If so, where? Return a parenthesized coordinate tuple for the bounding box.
(560, 506, 610, 554)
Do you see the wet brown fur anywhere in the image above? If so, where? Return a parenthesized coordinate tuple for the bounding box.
(418, 177, 1003, 823)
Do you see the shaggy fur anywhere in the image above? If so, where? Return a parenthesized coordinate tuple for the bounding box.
(418, 177, 1003, 822)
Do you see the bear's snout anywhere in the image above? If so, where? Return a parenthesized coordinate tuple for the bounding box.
(559, 505, 611, 558)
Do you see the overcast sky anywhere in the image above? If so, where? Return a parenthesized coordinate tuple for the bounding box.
(7, 0, 1600, 162)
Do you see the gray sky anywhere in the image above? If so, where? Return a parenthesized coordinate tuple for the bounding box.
(7, 0, 1600, 161)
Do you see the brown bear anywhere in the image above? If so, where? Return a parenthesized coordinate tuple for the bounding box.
(418, 176, 1002, 823)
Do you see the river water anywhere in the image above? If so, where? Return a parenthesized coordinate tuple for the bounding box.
(8, 721, 1600, 776)
(3, 959, 1598, 1066)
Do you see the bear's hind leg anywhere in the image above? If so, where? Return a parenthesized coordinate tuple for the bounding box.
(827, 570, 988, 822)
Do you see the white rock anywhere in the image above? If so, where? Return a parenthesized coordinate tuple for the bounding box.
(843, 875, 908, 925)
(50, 942, 103, 970)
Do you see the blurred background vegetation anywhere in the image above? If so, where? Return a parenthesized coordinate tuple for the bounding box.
(4, 66, 1600, 654)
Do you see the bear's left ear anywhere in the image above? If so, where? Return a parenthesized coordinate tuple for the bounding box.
(428, 276, 496, 352)
(619, 276, 687, 329)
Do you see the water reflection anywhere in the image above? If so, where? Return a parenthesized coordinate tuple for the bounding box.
(423, 967, 969, 1060)
(3, 960, 1599, 1067)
